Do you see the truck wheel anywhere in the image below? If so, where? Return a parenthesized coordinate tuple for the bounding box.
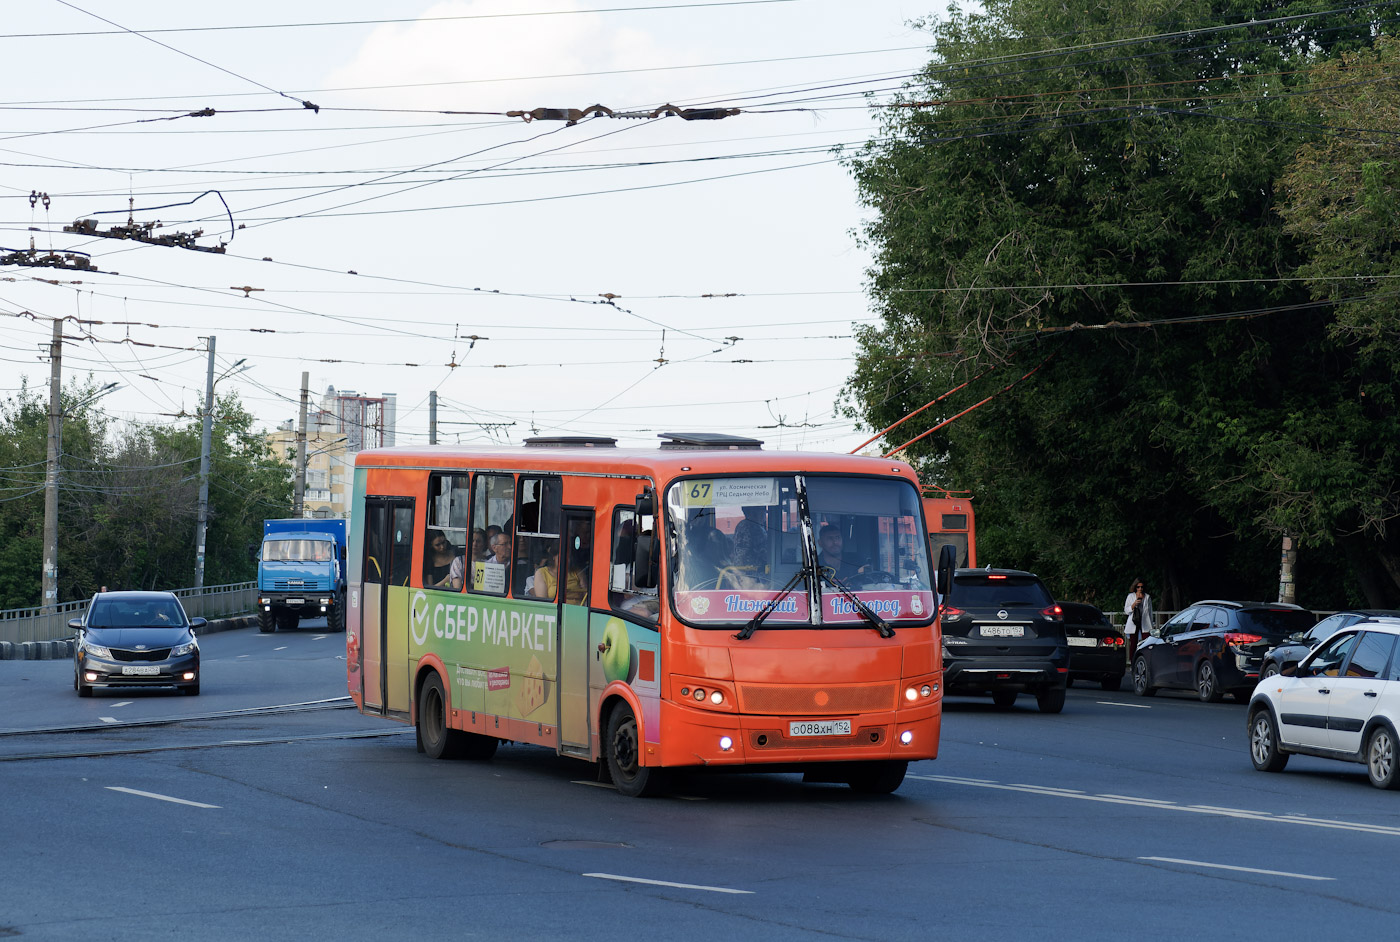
(258, 610, 275, 633)
(329, 596, 345, 632)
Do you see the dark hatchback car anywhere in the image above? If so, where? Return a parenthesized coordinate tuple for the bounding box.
(1259, 609, 1400, 678)
(941, 568, 1069, 713)
(1133, 600, 1315, 702)
(71, 590, 206, 697)
(1060, 602, 1126, 691)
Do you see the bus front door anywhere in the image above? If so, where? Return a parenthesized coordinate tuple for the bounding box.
(359, 497, 415, 716)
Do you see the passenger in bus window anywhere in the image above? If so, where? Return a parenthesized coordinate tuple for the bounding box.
(532, 545, 559, 600)
(469, 528, 487, 562)
(488, 533, 512, 565)
(423, 529, 456, 588)
(479, 525, 502, 561)
(717, 519, 769, 589)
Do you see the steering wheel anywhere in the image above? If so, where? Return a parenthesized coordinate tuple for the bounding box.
(847, 570, 897, 588)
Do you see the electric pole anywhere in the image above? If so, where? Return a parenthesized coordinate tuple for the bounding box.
(294, 371, 308, 517)
(194, 337, 215, 588)
(41, 317, 62, 610)
(429, 390, 438, 445)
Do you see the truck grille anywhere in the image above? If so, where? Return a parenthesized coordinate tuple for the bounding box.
(273, 579, 328, 591)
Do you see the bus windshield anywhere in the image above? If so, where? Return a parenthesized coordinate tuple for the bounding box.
(667, 474, 934, 628)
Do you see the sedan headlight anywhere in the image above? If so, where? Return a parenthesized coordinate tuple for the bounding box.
(84, 643, 112, 659)
(170, 640, 197, 657)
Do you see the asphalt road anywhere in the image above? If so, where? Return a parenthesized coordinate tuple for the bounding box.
(2, 626, 1398, 941)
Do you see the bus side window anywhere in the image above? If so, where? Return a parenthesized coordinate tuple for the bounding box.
(610, 507, 658, 622)
(515, 477, 562, 598)
(422, 472, 469, 590)
(470, 473, 515, 595)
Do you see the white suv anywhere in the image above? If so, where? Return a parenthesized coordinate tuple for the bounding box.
(1247, 616, 1400, 789)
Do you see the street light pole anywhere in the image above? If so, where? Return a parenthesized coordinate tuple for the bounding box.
(41, 318, 62, 610)
(194, 337, 216, 589)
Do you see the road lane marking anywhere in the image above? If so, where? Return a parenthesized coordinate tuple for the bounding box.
(105, 786, 220, 809)
(1140, 857, 1334, 882)
(111, 702, 132, 708)
(1097, 701, 1152, 709)
(572, 780, 616, 789)
(99, 717, 119, 724)
(237, 654, 250, 658)
(909, 774, 1400, 837)
(274, 646, 287, 651)
(584, 873, 752, 895)
(313, 635, 327, 640)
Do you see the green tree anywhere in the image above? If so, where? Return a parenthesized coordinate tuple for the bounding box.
(844, 0, 1396, 608)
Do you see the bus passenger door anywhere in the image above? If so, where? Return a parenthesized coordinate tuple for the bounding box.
(558, 510, 594, 754)
(360, 497, 414, 716)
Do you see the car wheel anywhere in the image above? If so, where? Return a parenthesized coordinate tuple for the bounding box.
(1249, 709, 1289, 773)
(991, 690, 1017, 709)
(1261, 662, 1279, 680)
(1065, 677, 1074, 688)
(1132, 656, 1156, 697)
(1036, 685, 1066, 714)
(417, 673, 464, 760)
(1197, 661, 1224, 702)
(1100, 674, 1123, 692)
(76, 673, 92, 698)
(181, 682, 200, 697)
(258, 610, 275, 633)
(605, 702, 663, 797)
(1366, 725, 1400, 790)
(846, 760, 908, 794)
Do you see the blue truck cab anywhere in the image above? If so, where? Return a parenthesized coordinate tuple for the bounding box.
(256, 519, 347, 632)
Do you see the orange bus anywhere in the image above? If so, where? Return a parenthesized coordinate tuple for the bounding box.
(923, 491, 976, 568)
(347, 432, 948, 796)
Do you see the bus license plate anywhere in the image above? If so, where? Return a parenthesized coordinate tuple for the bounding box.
(981, 626, 1024, 638)
(121, 666, 160, 676)
(789, 719, 851, 738)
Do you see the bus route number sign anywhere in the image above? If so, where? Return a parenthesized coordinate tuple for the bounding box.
(681, 477, 779, 507)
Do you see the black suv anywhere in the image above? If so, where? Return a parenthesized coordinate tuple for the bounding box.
(940, 568, 1069, 713)
(1133, 600, 1315, 702)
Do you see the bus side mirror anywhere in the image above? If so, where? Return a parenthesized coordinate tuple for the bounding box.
(632, 488, 658, 589)
(936, 543, 957, 604)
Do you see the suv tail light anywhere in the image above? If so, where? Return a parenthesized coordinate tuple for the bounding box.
(1224, 632, 1263, 647)
(1041, 604, 1063, 621)
(941, 606, 965, 619)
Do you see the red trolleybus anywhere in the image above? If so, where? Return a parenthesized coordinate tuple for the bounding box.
(347, 432, 946, 796)
(923, 491, 976, 569)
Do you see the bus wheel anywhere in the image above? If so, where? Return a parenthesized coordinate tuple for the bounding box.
(846, 760, 907, 794)
(605, 703, 662, 797)
(258, 610, 275, 633)
(417, 673, 464, 760)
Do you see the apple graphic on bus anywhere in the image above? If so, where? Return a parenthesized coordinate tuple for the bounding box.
(600, 618, 634, 684)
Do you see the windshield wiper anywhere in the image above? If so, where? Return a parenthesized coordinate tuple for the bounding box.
(734, 569, 808, 641)
(819, 568, 894, 638)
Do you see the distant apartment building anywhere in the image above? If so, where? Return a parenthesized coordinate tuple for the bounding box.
(265, 386, 397, 518)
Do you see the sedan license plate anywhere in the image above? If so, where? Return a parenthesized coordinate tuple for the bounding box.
(1066, 636, 1097, 647)
(981, 625, 1024, 638)
(789, 719, 851, 738)
(121, 665, 160, 676)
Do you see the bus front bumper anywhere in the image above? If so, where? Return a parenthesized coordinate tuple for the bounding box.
(655, 698, 940, 769)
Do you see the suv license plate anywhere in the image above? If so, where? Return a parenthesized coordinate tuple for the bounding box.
(121, 666, 161, 676)
(981, 625, 1024, 638)
(789, 720, 851, 737)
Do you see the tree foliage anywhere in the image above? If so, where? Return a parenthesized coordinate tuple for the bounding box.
(0, 382, 293, 610)
(844, 0, 1399, 609)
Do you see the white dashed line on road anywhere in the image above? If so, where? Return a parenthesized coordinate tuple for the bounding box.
(105, 786, 220, 809)
(1140, 857, 1334, 881)
(1097, 701, 1152, 708)
(99, 717, 119, 724)
(274, 646, 287, 651)
(111, 702, 132, 708)
(584, 873, 753, 895)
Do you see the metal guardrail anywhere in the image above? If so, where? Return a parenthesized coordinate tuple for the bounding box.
(0, 582, 256, 645)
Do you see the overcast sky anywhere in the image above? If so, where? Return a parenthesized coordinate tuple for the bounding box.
(1, 1, 939, 454)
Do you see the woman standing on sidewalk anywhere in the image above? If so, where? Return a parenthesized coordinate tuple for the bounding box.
(1123, 578, 1155, 662)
